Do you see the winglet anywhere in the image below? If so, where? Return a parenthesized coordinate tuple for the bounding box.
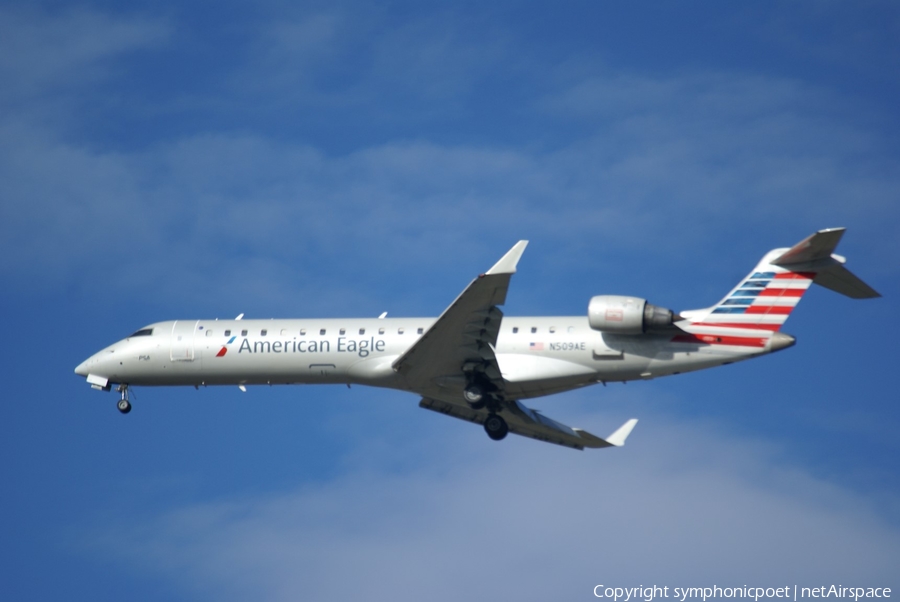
(604, 418, 638, 447)
(485, 240, 529, 275)
(570, 417, 638, 449)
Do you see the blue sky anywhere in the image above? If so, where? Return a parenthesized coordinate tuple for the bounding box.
(1, 1, 899, 600)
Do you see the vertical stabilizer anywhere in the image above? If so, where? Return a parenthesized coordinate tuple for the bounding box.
(697, 249, 816, 332)
(680, 228, 878, 341)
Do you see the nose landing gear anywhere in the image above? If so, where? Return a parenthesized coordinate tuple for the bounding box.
(116, 384, 132, 414)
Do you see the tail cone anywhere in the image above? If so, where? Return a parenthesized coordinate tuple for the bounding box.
(769, 332, 796, 352)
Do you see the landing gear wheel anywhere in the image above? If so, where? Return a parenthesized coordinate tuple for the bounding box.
(484, 414, 508, 441)
(116, 384, 131, 414)
(463, 385, 483, 404)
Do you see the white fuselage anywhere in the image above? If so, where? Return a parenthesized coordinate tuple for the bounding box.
(75, 316, 773, 401)
(71, 229, 874, 449)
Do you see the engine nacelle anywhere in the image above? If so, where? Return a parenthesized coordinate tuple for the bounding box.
(588, 295, 678, 335)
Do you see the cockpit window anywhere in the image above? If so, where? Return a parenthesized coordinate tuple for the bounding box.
(128, 328, 153, 337)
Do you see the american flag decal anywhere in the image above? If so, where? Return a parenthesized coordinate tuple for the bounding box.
(707, 270, 814, 328)
(672, 259, 817, 348)
(529, 342, 544, 351)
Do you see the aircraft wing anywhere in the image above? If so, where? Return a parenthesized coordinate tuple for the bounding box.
(420, 397, 638, 450)
(392, 241, 528, 392)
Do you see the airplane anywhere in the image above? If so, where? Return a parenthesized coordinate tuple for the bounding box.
(75, 228, 879, 450)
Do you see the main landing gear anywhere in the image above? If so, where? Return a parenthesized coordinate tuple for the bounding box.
(483, 413, 508, 441)
(463, 384, 486, 410)
(463, 379, 507, 441)
(116, 384, 131, 414)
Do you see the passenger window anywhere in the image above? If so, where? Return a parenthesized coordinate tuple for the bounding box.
(224, 330, 231, 336)
(378, 328, 385, 334)
(241, 330, 248, 336)
(398, 328, 404, 334)
(531, 327, 537, 333)
(206, 330, 213, 337)
(320, 329, 326, 335)
(417, 328, 424, 334)
(340, 328, 346, 335)
(549, 327, 556, 333)
(300, 329, 306, 335)
(261, 329, 267, 336)
(359, 328, 365, 335)
(281, 329, 288, 335)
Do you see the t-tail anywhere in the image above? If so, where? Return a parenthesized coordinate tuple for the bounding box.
(676, 228, 879, 350)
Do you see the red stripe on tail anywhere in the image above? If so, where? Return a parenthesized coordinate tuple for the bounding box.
(672, 334, 768, 348)
(691, 322, 781, 331)
(758, 288, 805, 297)
(745, 306, 793, 315)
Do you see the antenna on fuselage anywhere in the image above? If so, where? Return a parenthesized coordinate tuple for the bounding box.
(235, 313, 244, 320)
(378, 312, 387, 319)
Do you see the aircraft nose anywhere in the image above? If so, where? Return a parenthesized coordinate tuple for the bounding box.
(75, 358, 91, 376)
(75, 350, 106, 376)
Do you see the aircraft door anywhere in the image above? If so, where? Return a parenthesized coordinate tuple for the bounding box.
(170, 320, 198, 362)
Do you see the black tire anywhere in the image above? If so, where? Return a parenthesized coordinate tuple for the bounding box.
(117, 399, 132, 414)
(484, 414, 508, 441)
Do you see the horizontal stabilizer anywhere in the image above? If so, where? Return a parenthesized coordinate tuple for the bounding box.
(812, 263, 881, 299)
(772, 227, 880, 299)
(773, 227, 846, 265)
(419, 397, 637, 450)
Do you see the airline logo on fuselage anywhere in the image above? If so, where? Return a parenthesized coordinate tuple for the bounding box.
(219, 336, 386, 358)
(216, 336, 237, 357)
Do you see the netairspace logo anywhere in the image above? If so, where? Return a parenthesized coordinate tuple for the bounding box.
(593, 585, 892, 602)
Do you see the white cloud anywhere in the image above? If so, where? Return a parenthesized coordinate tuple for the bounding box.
(1, 8, 897, 308)
(0, 7, 169, 101)
(222, 7, 517, 115)
(93, 404, 900, 601)
(542, 72, 899, 227)
(3, 99, 898, 311)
